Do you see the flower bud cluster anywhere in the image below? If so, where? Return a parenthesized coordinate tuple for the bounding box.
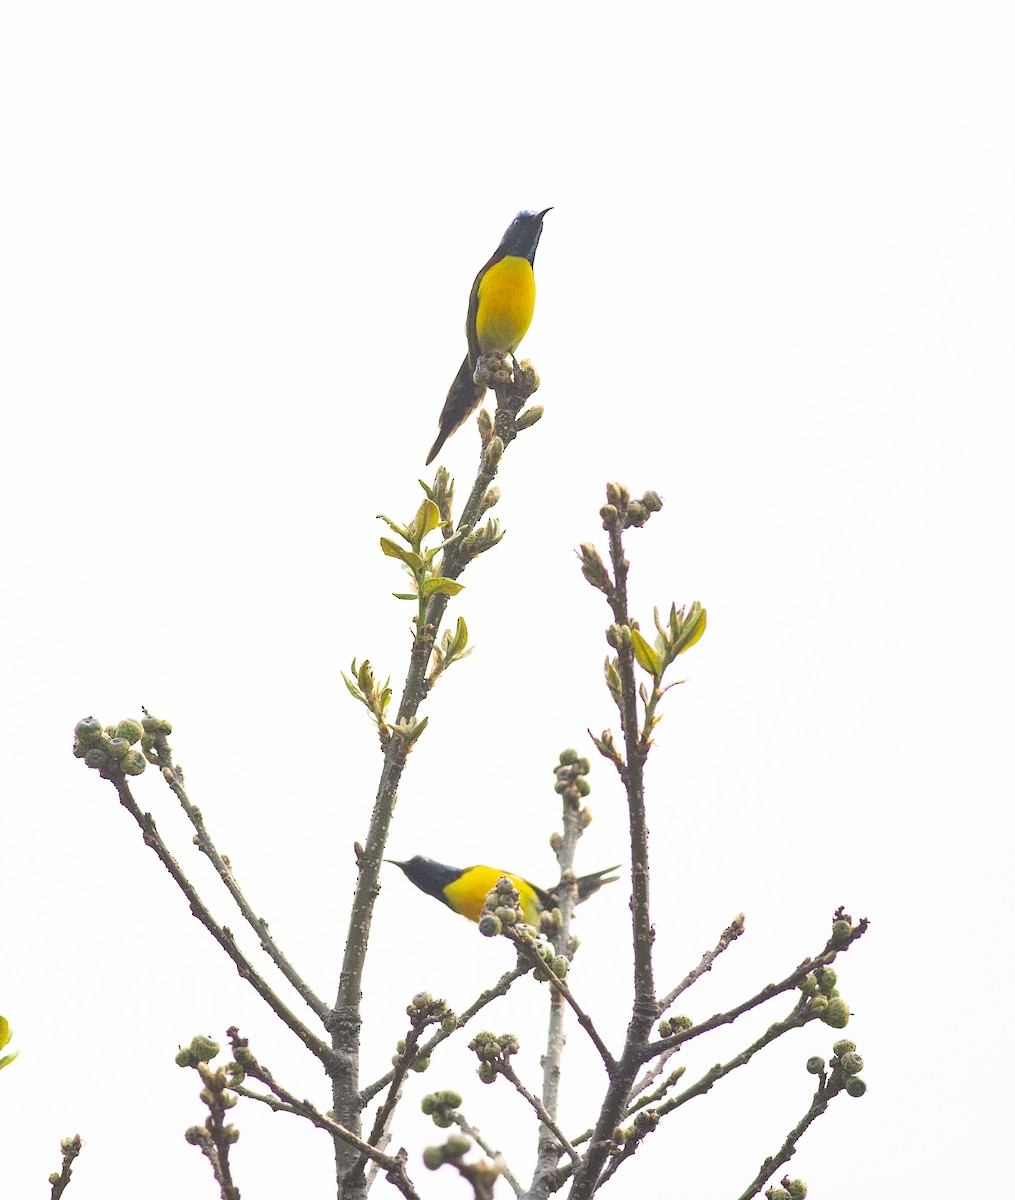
(657, 1014, 693, 1039)
(600, 482, 664, 532)
(420, 1088, 463, 1129)
(468, 1030, 519, 1084)
(423, 1133, 473, 1170)
(73, 714, 163, 779)
(553, 748, 592, 810)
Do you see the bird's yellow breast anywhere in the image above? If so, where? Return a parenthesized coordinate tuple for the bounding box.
(443, 866, 543, 926)
(475, 256, 537, 355)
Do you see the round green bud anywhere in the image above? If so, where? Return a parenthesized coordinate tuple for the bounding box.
(72, 741, 88, 759)
(626, 501, 648, 526)
(411, 991, 433, 1010)
(821, 997, 850, 1029)
(553, 779, 570, 795)
(838, 1051, 863, 1076)
(549, 832, 563, 852)
(831, 920, 852, 948)
(83, 747, 109, 769)
(809, 995, 828, 1015)
(423, 1146, 444, 1170)
(224, 1125, 239, 1144)
(445, 1134, 471, 1160)
(805, 1056, 824, 1075)
(784, 1181, 807, 1199)
(817, 968, 837, 993)
(184, 1126, 205, 1146)
(642, 490, 663, 513)
(844, 1076, 867, 1098)
(600, 503, 619, 527)
(672, 1015, 693, 1031)
(832, 1039, 856, 1056)
(441, 1014, 458, 1034)
(74, 716, 104, 744)
(121, 749, 147, 776)
(766, 1191, 790, 1200)
(189, 1035, 220, 1062)
(551, 955, 569, 979)
(494, 905, 517, 926)
(576, 777, 591, 796)
(175, 1047, 196, 1068)
(115, 719, 144, 745)
(577, 757, 591, 774)
(49, 1175, 61, 1186)
(420, 1095, 436, 1115)
(396, 1040, 406, 1053)
(478, 914, 502, 938)
(438, 1090, 462, 1108)
(559, 748, 579, 766)
(107, 737, 131, 760)
(478, 1061, 496, 1084)
(433, 1112, 454, 1128)
(658, 1019, 672, 1038)
(410, 1056, 430, 1073)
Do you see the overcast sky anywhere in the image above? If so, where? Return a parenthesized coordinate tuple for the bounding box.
(2, 4, 1011, 1198)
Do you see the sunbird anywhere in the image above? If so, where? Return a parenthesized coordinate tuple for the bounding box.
(426, 208, 551, 465)
(387, 855, 620, 927)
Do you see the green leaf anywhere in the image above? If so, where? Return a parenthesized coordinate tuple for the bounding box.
(391, 592, 418, 601)
(421, 577, 464, 598)
(674, 603, 707, 655)
(398, 715, 429, 747)
(413, 499, 442, 539)
(631, 627, 661, 676)
(0, 1053, 17, 1071)
(341, 673, 368, 706)
(380, 539, 424, 570)
(0, 1017, 9, 1051)
(447, 616, 469, 660)
(377, 513, 410, 539)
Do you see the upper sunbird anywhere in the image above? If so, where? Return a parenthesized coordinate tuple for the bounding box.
(387, 855, 620, 928)
(426, 208, 552, 465)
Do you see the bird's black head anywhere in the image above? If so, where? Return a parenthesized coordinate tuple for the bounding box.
(386, 855, 463, 905)
(496, 208, 552, 264)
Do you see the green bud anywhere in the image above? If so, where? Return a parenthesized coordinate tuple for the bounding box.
(115, 719, 144, 745)
(107, 737, 131, 760)
(821, 997, 850, 1029)
(551, 956, 569, 979)
(74, 716, 104, 744)
(832, 1039, 856, 1056)
(576, 757, 590, 774)
(478, 914, 502, 938)
(784, 1181, 807, 1199)
(816, 967, 837, 993)
(411, 991, 433, 1011)
(515, 404, 543, 431)
(478, 1061, 496, 1084)
(420, 1094, 436, 1115)
(809, 995, 829, 1015)
(438, 1090, 462, 1108)
(838, 1051, 863, 1076)
(494, 905, 517, 926)
(175, 1047, 196, 1068)
(433, 1111, 454, 1128)
(600, 503, 618, 527)
(410, 1056, 430, 1073)
(844, 1076, 867, 1098)
(831, 919, 852, 948)
(559, 748, 579, 766)
(642, 490, 663, 513)
(805, 1056, 824, 1075)
(767, 1190, 791, 1200)
(441, 1014, 458, 1034)
(606, 482, 628, 506)
(423, 1146, 444, 1170)
(184, 1126, 205, 1145)
(121, 749, 147, 776)
(189, 1035, 220, 1062)
(577, 777, 591, 796)
(445, 1134, 471, 1159)
(549, 831, 563, 852)
(799, 973, 818, 995)
(49, 1175, 61, 1186)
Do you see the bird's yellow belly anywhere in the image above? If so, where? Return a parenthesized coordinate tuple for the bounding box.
(443, 865, 543, 926)
(475, 256, 536, 355)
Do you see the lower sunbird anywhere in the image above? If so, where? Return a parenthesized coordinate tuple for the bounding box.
(426, 208, 551, 465)
(387, 855, 620, 927)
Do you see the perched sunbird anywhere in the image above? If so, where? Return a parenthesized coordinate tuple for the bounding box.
(426, 208, 552, 465)
(387, 855, 620, 927)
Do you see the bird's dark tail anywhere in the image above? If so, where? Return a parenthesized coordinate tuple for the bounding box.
(426, 355, 486, 465)
(541, 865, 622, 910)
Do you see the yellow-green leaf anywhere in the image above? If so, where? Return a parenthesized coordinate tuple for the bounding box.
(675, 603, 707, 654)
(631, 627, 661, 676)
(0, 1052, 17, 1071)
(0, 1017, 9, 1051)
(421, 577, 464, 598)
(380, 538, 424, 570)
(411, 499, 442, 541)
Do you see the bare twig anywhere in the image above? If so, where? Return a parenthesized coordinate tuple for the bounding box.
(655, 912, 746, 1017)
(498, 1062, 580, 1164)
(110, 775, 334, 1067)
(48, 1135, 82, 1200)
(360, 964, 528, 1105)
(454, 1113, 523, 1198)
(735, 1073, 849, 1200)
(226, 1029, 421, 1200)
(151, 749, 329, 1022)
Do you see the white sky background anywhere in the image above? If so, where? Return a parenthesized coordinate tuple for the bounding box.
(2, 3, 1012, 1197)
